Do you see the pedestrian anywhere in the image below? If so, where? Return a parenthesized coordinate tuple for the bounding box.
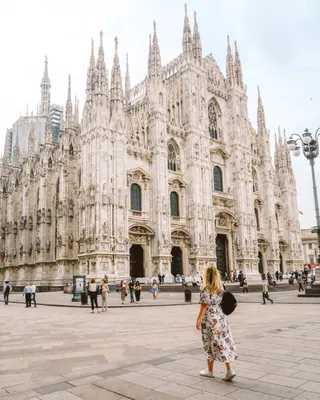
(261, 274, 274, 305)
(3, 281, 11, 305)
(135, 280, 141, 302)
(23, 283, 32, 308)
(275, 271, 279, 281)
(30, 282, 37, 307)
(162, 274, 165, 284)
(151, 279, 158, 301)
(298, 275, 304, 292)
(87, 278, 99, 313)
(101, 279, 109, 312)
(120, 280, 127, 305)
(129, 279, 135, 303)
(196, 265, 237, 381)
(242, 277, 248, 293)
(158, 273, 162, 285)
(238, 271, 243, 285)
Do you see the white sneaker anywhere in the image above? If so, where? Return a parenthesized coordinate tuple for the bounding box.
(223, 369, 236, 381)
(200, 369, 214, 378)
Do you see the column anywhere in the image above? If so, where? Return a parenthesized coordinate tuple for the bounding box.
(227, 232, 234, 276)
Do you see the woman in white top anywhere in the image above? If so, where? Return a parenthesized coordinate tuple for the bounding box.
(101, 279, 109, 312)
(87, 278, 99, 313)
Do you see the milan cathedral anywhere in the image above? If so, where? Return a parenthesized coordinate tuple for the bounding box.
(0, 5, 303, 286)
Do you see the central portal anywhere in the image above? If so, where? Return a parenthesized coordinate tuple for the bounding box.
(171, 247, 183, 276)
(216, 234, 227, 275)
(130, 245, 144, 278)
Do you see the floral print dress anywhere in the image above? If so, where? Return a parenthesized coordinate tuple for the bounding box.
(199, 290, 238, 363)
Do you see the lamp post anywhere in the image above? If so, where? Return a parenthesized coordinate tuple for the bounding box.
(287, 128, 320, 286)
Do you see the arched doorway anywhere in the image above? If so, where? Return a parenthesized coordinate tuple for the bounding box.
(279, 253, 283, 273)
(130, 245, 144, 278)
(171, 247, 183, 276)
(258, 252, 264, 275)
(216, 234, 227, 275)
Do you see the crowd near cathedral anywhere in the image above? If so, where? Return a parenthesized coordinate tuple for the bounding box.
(0, 5, 303, 286)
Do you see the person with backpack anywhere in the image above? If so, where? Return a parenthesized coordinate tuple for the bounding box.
(196, 265, 237, 381)
(3, 281, 11, 305)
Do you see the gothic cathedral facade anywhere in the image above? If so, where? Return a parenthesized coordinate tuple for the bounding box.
(0, 6, 303, 285)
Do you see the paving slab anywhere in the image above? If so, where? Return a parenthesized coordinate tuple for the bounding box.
(1, 300, 320, 399)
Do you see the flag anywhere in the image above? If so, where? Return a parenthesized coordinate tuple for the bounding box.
(299, 211, 304, 215)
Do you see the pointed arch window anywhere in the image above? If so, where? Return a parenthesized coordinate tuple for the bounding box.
(213, 166, 223, 192)
(170, 192, 179, 217)
(208, 101, 218, 139)
(255, 208, 260, 230)
(131, 183, 142, 211)
(168, 141, 180, 171)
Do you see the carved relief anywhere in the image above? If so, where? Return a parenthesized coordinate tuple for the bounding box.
(47, 209, 52, 224)
(57, 232, 63, 247)
(19, 243, 23, 257)
(37, 209, 41, 224)
(46, 240, 51, 253)
(36, 237, 41, 253)
(28, 244, 33, 255)
(68, 200, 74, 217)
(29, 216, 33, 231)
(57, 202, 63, 218)
(68, 233, 73, 249)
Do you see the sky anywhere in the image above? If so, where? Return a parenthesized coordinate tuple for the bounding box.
(0, 0, 320, 229)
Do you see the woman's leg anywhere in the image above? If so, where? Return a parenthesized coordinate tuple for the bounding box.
(207, 360, 214, 372)
(102, 294, 105, 310)
(225, 362, 232, 371)
(90, 295, 94, 312)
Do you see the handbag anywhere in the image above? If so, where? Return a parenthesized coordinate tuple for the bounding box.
(220, 291, 237, 315)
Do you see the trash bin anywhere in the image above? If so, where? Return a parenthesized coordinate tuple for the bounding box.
(81, 292, 88, 305)
(184, 289, 192, 303)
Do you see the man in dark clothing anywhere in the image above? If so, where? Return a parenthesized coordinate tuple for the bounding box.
(298, 275, 304, 292)
(3, 281, 11, 305)
(158, 273, 162, 285)
(162, 274, 165, 284)
(275, 271, 279, 281)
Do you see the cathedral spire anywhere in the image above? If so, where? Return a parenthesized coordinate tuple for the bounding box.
(39, 55, 51, 116)
(148, 34, 152, 76)
(274, 132, 279, 170)
(182, 4, 193, 59)
(283, 128, 293, 170)
(74, 96, 79, 125)
(150, 21, 162, 79)
(2, 130, 10, 165)
(125, 53, 131, 103)
(226, 36, 234, 89)
(85, 39, 95, 103)
(110, 37, 123, 108)
(234, 41, 244, 88)
(96, 30, 108, 98)
(192, 11, 202, 63)
(257, 86, 266, 134)
(66, 74, 73, 127)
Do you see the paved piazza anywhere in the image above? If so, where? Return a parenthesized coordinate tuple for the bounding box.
(1, 299, 320, 399)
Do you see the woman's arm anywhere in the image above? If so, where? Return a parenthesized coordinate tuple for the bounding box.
(196, 304, 208, 330)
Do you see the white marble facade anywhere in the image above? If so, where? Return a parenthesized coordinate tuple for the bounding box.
(0, 6, 303, 286)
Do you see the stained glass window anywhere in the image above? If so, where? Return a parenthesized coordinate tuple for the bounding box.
(213, 166, 223, 192)
(131, 184, 142, 211)
(170, 192, 179, 217)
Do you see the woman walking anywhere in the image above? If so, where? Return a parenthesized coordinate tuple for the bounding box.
(120, 280, 127, 305)
(196, 265, 237, 381)
(87, 278, 99, 314)
(135, 281, 141, 302)
(151, 279, 158, 301)
(101, 279, 109, 312)
(128, 279, 135, 303)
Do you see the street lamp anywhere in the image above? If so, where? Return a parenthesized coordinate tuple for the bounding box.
(288, 128, 320, 287)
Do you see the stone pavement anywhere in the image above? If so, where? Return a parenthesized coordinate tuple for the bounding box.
(1, 300, 320, 399)
(2, 289, 320, 308)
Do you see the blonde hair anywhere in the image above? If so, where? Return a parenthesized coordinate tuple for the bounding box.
(202, 265, 223, 293)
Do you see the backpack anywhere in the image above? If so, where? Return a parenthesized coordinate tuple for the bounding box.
(4, 284, 10, 294)
(221, 291, 237, 315)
